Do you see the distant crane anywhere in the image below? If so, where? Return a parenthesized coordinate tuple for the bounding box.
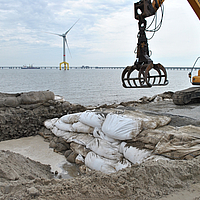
(46, 19, 79, 70)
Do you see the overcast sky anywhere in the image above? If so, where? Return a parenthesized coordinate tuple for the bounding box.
(0, 0, 199, 67)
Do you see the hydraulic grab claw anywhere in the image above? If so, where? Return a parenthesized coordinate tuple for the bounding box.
(122, 0, 168, 88)
(122, 63, 168, 88)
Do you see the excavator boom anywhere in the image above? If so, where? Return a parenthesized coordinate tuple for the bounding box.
(187, 0, 200, 20)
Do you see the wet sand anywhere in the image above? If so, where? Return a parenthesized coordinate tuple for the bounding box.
(0, 135, 78, 178)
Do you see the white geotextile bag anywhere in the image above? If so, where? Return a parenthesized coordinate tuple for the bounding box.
(79, 111, 105, 128)
(54, 95, 65, 102)
(114, 158, 132, 171)
(119, 142, 152, 164)
(86, 138, 123, 160)
(67, 133, 94, 146)
(123, 112, 157, 129)
(62, 132, 77, 140)
(155, 116, 171, 127)
(54, 119, 73, 132)
(85, 152, 131, 174)
(102, 114, 142, 140)
(51, 126, 77, 139)
(93, 127, 119, 143)
(51, 127, 65, 137)
(60, 113, 82, 124)
(72, 122, 94, 134)
(123, 110, 171, 129)
(141, 118, 158, 129)
(44, 118, 58, 130)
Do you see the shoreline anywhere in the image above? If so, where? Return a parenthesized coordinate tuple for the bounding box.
(0, 90, 200, 199)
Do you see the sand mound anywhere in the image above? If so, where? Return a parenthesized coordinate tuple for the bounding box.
(0, 150, 53, 183)
(1, 149, 200, 200)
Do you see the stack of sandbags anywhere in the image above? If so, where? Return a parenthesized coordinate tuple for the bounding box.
(118, 109, 171, 129)
(44, 110, 171, 174)
(0, 91, 54, 107)
(153, 125, 200, 159)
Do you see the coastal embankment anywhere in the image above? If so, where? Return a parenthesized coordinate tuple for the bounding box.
(0, 91, 86, 141)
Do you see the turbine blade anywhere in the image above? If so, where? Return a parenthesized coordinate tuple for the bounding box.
(43, 31, 62, 37)
(65, 37, 72, 58)
(64, 18, 80, 35)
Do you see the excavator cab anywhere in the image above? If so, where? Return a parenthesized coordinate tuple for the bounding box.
(188, 57, 200, 85)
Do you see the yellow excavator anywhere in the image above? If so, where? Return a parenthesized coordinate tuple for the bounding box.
(121, 0, 200, 104)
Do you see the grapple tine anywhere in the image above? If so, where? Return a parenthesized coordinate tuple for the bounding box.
(156, 63, 168, 85)
(127, 66, 138, 87)
(154, 65, 163, 84)
(138, 65, 149, 87)
(122, 64, 150, 88)
(143, 63, 168, 87)
(121, 66, 130, 88)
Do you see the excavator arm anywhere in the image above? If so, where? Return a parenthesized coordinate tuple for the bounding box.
(134, 0, 165, 19)
(187, 0, 200, 20)
(122, 0, 168, 88)
(121, 0, 200, 88)
(135, 0, 200, 19)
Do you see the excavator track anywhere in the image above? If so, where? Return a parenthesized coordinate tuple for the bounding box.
(173, 87, 200, 105)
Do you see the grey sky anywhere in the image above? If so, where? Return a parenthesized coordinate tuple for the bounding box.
(0, 0, 199, 67)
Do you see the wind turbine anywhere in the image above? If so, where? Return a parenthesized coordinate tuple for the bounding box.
(46, 19, 79, 70)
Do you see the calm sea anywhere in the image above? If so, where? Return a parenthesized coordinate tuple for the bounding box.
(0, 68, 193, 106)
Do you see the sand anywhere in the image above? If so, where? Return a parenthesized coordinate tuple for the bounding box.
(1, 99, 200, 200)
(0, 135, 79, 179)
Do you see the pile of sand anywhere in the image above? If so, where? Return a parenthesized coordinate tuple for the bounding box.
(0, 150, 53, 183)
(1, 150, 200, 200)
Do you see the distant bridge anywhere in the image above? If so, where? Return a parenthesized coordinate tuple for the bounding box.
(0, 66, 200, 70)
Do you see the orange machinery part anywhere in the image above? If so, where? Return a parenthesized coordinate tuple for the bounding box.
(187, 0, 200, 20)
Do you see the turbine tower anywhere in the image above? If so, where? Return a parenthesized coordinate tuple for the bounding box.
(46, 19, 79, 70)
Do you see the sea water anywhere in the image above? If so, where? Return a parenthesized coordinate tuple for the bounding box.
(0, 68, 193, 106)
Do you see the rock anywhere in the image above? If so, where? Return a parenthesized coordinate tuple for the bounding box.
(67, 152, 78, 163)
(20, 91, 54, 105)
(49, 140, 57, 148)
(64, 150, 72, 158)
(79, 165, 87, 174)
(154, 96, 163, 102)
(159, 91, 174, 99)
(27, 187, 40, 197)
(38, 127, 54, 141)
(57, 137, 70, 148)
(139, 96, 150, 103)
(79, 165, 91, 174)
(56, 143, 69, 152)
(49, 136, 70, 153)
